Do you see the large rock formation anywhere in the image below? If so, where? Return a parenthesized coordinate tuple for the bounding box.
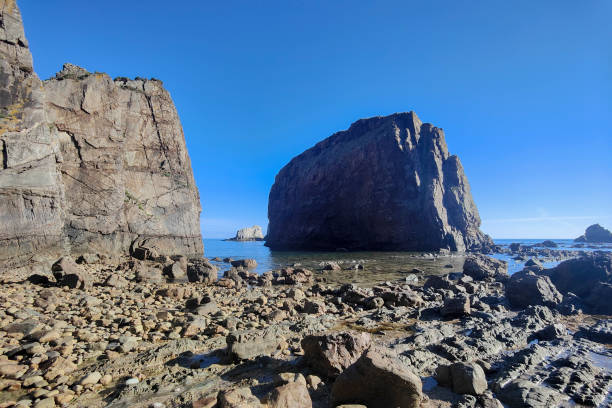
(0, 1, 202, 274)
(575, 224, 612, 243)
(266, 112, 491, 251)
(227, 225, 265, 241)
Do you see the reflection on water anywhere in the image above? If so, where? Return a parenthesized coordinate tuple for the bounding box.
(202, 238, 612, 285)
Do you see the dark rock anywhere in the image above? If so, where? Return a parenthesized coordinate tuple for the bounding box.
(537, 240, 558, 248)
(440, 296, 471, 317)
(230, 259, 257, 269)
(543, 252, 611, 299)
(187, 259, 217, 283)
(585, 282, 612, 314)
(52, 257, 91, 289)
(506, 270, 562, 309)
(498, 380, 563, 408)
(574, 224, 612, 243)
(533, 323, 566, 341)
(265, 112, 492, 251)
(463, 254, 507, 280)
(576, 319, 612, 344)
(301, 332, 371, 378)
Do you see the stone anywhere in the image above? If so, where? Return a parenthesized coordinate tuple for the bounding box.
(506, 270, 562, 309)
(79, 371, 102, 385)
(230, 259, 257, 269)
(163, 262, 186, 280)
(33, 398, 55, 408)
(227, 225, 265, 241)
(331, 347, 422, 408)
(463, 254, 507, 280)
(498, 380, 563, 407)
(440, 295, 471, 317)
(104, 273, 128, 288)
(265, 381, 312, 408)
(301, 332, 371, 378)
(585, 282, 612, 314)
(187, 259, 218, 283)
(449, 362, 487, 395)
(226, 327, 281, 361)
(217, 387, 262, 408)
(574, 224, 612, 243)
(52, 257, 91, 289)
(543, 252, 611, 299)
(0, 1, 203, 275)
(265, 112, 492, 251)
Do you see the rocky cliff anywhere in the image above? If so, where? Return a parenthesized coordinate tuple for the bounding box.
(0, 1, 202, 274)
(575, 224, 612, 243)
(227, 225, 265, 241)
(266, 111, 492, 251)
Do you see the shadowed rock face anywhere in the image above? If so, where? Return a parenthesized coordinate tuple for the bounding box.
(575, 224, 612, 243)
(0, 1, 202, 274)
(266, 111, 491, 251)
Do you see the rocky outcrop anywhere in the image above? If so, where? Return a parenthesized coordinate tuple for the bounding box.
(0, 0, 65, 272)
(227, 225, 264, 241)
(266, 112, 492, 251)
(575, 224, 612, 243)
(0, 1, 202, 274)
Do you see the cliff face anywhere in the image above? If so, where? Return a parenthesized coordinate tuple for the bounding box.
(0, 1, 202, 273)
(0, 0, 65, 270)
(266, 112, 491, 252)
(44, 66, 203, 257)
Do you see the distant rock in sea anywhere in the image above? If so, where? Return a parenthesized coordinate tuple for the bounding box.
(575, 224, 612, 243)
(266, 111, 492, 251)
(227, 226, 265, 241)
(0, 2, 202, 276)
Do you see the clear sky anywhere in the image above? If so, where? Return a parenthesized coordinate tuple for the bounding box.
(21, 0, 612, 239)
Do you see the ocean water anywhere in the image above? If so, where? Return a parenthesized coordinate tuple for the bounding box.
(203, 238, 612, 284)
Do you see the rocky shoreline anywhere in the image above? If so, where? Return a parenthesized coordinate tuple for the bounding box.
(1, 251, 610, 408)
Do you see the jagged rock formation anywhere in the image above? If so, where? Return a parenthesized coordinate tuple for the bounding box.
(574, 224, 612, 243)
(0, 1, 202, 274)
(227, 225, 265, 241)
(266, 111, 492, 251)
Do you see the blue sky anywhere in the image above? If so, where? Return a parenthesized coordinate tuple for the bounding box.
(22, 0, 611, 239)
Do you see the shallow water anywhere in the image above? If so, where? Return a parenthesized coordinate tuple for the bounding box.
(202, 238, 612, 282)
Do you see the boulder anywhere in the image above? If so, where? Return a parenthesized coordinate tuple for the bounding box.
(585, 282, 612, 315)
(463, 254, 507, 280)
(227, 225, 265, 241)
(574, 224, 612, 243)
(506, 270, 562, 309)
(163, 261, 186, 280)
(187, 259, 218, 283)
(264, 381, 312, 408)
(265, 112, 492, 251)
(230, 259, 257, 269)
(217, 387, 262, 408)
(331, 347, 422, 408)
(543, 252, 611, 299)
(52, 257, 91, 289)
(450, 363, 487, 395)
(440, 295, 471, 317)
(301, 332, 371, 378)
(226, 327, 281, 361)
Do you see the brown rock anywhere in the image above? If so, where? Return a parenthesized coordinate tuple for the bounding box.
(331, 347, 422, 408)
(301, 331, 371, 378)
(217, 387, 262, 408)
(265, 381, 312, 408)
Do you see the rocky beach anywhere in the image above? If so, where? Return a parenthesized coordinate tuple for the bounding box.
(1, 1, 611, 408)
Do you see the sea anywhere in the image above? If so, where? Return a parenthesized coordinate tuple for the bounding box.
(203, 238, 612, 285)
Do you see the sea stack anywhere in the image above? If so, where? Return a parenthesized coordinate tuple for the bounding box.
(0, 1, 202, 275)
(266, 111, 491, 251)
(227, 225, 265, 241)
(575, 224, 612, 243)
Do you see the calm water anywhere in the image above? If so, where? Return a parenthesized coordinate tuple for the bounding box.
(203, 238, 612, 285)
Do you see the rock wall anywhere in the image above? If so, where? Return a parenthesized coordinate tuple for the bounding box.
(266, 111, 491, 251)
(0, 0, 66, 271)
(0, 1, 203, 274)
